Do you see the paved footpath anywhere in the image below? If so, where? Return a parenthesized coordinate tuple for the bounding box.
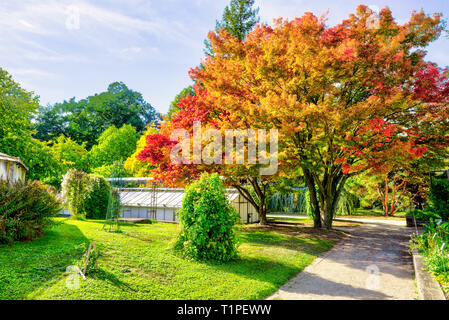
(268, 221, 417, 300)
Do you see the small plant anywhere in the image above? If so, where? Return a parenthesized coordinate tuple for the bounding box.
(175, 173, 239, 262)
(410, 219, 449, 293)
(0, 180, 62, 244)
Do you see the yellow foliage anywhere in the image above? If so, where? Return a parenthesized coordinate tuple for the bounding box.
(124, 125, 158, 177)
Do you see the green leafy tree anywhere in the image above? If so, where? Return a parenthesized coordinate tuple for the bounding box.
(0, 68, 37, 155)
(175, 173, 239, 262)
(0, 68, 38, 163)
(204, 0, 259, 56)
(0, 68, 63, 183)
(32, 104, 67, 142)
(34, 82, 160, 148)
(33, 136, 89, 187)
(49, 135, 89, 171)
(91, 163, 129, 178)
(20, 139, 57, 185)
(88, 124, 139, 176)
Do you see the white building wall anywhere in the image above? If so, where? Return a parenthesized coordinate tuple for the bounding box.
(231, 194, 259, 224)
(0, 160, 26, 185)
(121, 206, 178, 222)
(0, 161, 7, 181)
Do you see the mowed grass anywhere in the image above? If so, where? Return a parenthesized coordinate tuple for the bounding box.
(0, 218, 338, 300)
(268, 216, 361, 228)
(270, 208, 407, 219)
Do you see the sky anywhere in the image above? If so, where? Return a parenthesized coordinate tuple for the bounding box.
(0, 0, 448, 114)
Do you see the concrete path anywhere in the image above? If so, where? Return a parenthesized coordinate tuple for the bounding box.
(268, 221, 417, 300)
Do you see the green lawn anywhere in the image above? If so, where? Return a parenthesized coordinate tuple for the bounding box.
(348, 208, 407, 218)
(0, 218, 337, 300)
(270, 208, 407, 219)
(268, 216, 361, 228)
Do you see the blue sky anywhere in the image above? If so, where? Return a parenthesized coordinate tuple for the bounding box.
(1, 0, 448, 114)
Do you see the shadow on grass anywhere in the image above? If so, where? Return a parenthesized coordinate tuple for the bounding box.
(207, 256, 307, 299)
(90, 268, 137, 292)
(81, 219, 147, 229)
(239, 223, 341, 252)
(0, 223, 89, 299)
(239, 232, 331, 255)
(121, 231, 156, 243)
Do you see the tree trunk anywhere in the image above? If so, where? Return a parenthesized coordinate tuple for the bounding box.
(319, 196, 334, 230)
(304, 169, 321, 228)
(377, 173, 407, 217)
(304, 167, 348, 230)
(258, 204, 267, 225)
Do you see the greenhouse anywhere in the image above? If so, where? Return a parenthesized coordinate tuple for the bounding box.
(120, 188, 259, 224)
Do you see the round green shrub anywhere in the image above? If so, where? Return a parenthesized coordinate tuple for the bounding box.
(175, 173, 239, 262)
(85, 174, 111, 219)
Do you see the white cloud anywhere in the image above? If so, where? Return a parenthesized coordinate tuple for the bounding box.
(0, 1, 196, 52)
(0, 2, 65, 35)
(18, 19, 36, 29)
(7, 67, 57, 78)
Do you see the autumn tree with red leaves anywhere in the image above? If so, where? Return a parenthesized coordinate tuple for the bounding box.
(137, 85, 277, 224)
(189, 5, 448, 229)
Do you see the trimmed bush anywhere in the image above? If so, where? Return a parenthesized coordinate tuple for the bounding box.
(0, 180, 62, 244)
(85, 174, 111, 219)
(175, 173, 239, 262)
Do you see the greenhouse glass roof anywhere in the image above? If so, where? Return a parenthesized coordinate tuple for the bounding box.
(119, 188, 239, 208)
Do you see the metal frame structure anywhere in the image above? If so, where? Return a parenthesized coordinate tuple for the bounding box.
(147, 181, 157, 220)
(103, 162, 124, 232)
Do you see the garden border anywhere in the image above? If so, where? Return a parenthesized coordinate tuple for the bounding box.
(412, 249, 446, 300)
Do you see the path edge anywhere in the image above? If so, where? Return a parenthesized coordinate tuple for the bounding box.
(412, 249, 446, 300)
